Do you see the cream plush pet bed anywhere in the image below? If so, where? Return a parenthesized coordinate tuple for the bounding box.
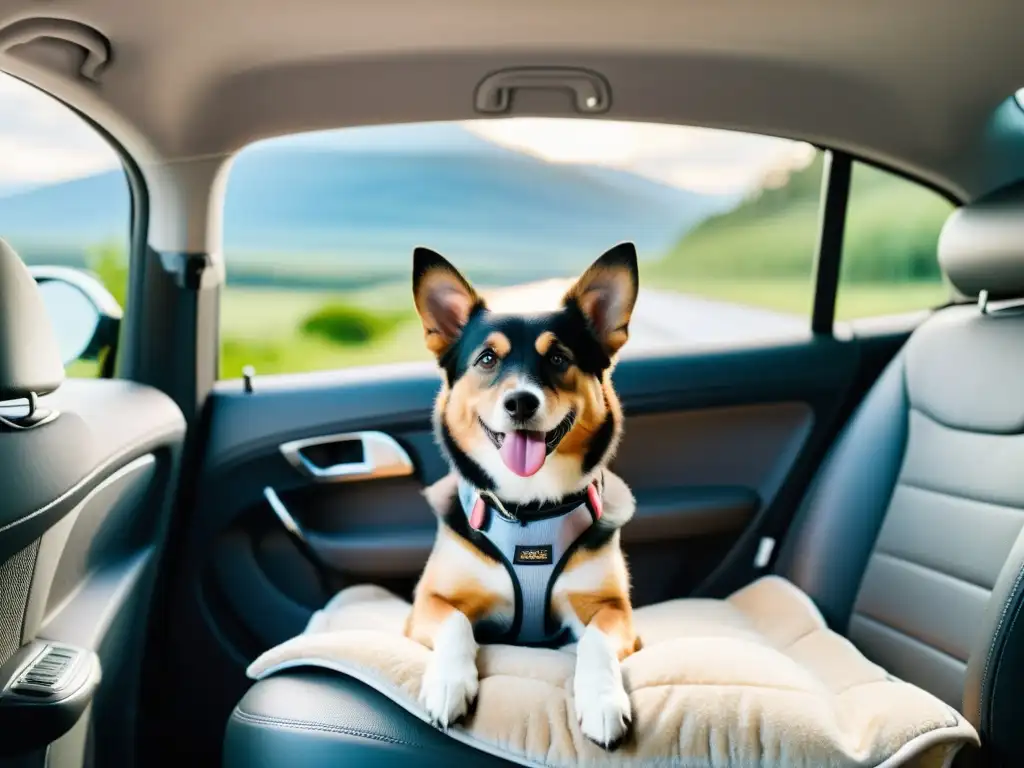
(247, 575, 977, 767)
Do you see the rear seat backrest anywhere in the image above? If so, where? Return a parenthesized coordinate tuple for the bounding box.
(848, 305, 1024, 707)
(775, 183, 1024, 767)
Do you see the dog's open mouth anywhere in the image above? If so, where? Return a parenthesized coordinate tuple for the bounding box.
(480, 410, 576, 478)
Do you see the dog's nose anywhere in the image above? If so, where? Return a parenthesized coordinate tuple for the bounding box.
(504, 391, 539, 421)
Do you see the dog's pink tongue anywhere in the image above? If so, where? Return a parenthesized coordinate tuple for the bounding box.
(500, 430, 546, 477)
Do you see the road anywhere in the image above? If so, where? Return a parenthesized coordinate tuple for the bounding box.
(483, 278, 805, 355)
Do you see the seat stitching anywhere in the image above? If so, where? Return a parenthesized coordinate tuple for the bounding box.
(850, 613, 969, 665)
(869, 550, 993, 595)
(983, 560, 1024, 750)
(780, 625, 819, 650)
(872, 547, 992, 592)
(232, 707, 426, 748)
(897, 478, 1024, 512)
(909, 404, 1024, 438)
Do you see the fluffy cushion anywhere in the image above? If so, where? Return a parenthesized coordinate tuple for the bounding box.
(247, 575, 977, 767)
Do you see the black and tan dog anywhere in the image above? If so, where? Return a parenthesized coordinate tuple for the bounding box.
(404, 243, 641, 749)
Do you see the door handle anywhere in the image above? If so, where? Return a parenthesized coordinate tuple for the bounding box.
(278, 431, 414, 483)
(474, 66, 611, 114)
(262, 487, 333, 580)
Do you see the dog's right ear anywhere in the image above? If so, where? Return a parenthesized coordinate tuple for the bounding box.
(563, 242, 639, 358)
(413, 247, 483, 357)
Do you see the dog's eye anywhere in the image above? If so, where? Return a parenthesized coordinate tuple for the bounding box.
(476, 350, 498, 370)
(549, 352, 569, 371)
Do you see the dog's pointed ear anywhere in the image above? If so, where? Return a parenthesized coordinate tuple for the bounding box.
(563, 242, 639, 357)
(413, 247, 484, 357)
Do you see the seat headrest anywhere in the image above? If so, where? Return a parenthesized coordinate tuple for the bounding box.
(0, 238, 64, 400)
(938, 184, 1024, 301)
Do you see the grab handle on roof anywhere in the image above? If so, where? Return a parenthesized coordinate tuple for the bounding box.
(474, 67, 611, 115)
(0, 18, 111, 82)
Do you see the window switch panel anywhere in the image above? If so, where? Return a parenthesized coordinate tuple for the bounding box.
(9, 645, 80, 697)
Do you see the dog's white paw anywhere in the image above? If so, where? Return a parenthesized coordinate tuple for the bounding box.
(573, 625, 632, 749)
(420, 655, 479, 727)
(419, 611, 479, 728)
(575, 675, 632, 748)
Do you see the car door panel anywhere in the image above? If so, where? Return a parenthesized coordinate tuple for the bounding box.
(195, 338, 854, 611)
(203, 337, 854, 467)
(0, 378, 185, 766)
(0, 381, 184, 562)
(22, 454, 157, 646)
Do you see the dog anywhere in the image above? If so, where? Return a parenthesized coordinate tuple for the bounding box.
(404, 242, 641, 749)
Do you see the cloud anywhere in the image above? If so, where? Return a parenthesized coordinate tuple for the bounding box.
(462, 118, 811, 194)
(0, 74, 120, 192)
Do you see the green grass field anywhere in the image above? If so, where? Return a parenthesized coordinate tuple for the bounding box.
(218, 283, 429, 378)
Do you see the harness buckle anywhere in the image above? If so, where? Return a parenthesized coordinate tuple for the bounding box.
(480, 490, 520, 524)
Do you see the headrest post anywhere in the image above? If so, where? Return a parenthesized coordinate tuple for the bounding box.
(978, 289, 990, 315)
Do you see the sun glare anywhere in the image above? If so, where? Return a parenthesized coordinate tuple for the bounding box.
(462, 117, 812, 195)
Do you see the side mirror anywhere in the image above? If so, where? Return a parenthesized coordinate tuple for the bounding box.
(29, 266, 122, 367)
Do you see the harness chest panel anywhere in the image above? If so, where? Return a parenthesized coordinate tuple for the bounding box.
(456, 479, 598, 645)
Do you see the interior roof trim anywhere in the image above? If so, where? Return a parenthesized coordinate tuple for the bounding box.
(4, 42, 1023, 204)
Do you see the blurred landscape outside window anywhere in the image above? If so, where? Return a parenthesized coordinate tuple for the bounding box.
(0, 73, 130, 378)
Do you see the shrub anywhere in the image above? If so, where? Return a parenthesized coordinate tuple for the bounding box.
(86, 241, 129, 307)
(300, 302, 405, 346)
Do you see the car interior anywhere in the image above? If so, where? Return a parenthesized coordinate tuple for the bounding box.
(1, 1, 1024, 766)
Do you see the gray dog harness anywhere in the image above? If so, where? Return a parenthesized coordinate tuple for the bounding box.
(456, 476, 604, 645)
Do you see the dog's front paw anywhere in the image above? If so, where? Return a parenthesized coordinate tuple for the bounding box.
(420, 654, 479, 728)
(573, 624, 633, 750)
(575, 677, 632, 749)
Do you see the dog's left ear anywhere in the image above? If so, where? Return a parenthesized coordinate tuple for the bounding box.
(563, 242, 639, 357)
(413, 247, 484, 357)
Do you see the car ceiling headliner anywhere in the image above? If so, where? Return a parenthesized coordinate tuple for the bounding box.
(1, 0, 1023, 201)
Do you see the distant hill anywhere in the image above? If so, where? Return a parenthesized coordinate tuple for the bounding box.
(0, 123, 730, 284)
(653, 152, 954, 284)
(0, 171, 131, 247)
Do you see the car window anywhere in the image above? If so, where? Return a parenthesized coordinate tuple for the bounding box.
(219, 119, 824, 378)
(0, 73, 130, 377)
(836, 162, 956, 320)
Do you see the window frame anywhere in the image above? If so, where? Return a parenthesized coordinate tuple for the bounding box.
(810, 151, 851, 335)
(811, 148, 963, 335)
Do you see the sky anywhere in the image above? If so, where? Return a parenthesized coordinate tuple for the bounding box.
(0, 72, 811, 196)
(0, 74, 121, 194)
(463, 118, 812, 194)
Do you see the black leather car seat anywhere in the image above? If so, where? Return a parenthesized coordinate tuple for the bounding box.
(224, 186, 1024, 768)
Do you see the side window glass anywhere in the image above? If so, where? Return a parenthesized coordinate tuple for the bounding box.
(219, 120, 822, 378)
(655, 147, 825, 334)
(0, 74, 130, 377)
(837, 162, 956, 320)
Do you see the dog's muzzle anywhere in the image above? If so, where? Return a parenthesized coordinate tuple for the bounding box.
(480, 410, 576, 455)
